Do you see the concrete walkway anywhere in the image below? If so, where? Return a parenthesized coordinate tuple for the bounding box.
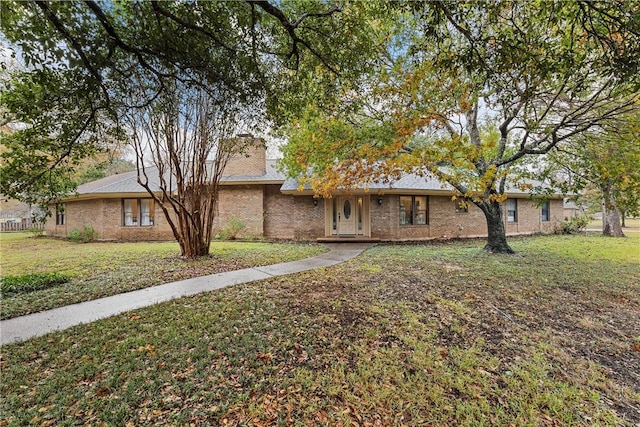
(1, 243, 374, 346)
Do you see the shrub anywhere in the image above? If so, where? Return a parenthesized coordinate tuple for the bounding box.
(217, 216, 246, 240)
(68, 225, 97, 243)
(1, 272, 70, 297)
(556, 215, 589, 235)
(28, 225, 45, 237)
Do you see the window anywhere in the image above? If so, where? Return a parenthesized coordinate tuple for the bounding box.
(400, 196, 428, 225)
(55, 204, 65, 225)
(455, 200, 469, 213)
(541, 200, 550, 222)
(140, 199, 154, 226)
(332, 200, 337, 231)
(123, 199, 154, 226)
(506, 198, 518, 223)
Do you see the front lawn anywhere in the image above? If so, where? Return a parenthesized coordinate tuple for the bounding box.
(587, 217, 640, 231)
(0, 233, 325, 319)
(1, 234, 638, 425)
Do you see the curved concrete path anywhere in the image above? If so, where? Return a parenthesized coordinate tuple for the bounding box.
(1, 243, 374, 346)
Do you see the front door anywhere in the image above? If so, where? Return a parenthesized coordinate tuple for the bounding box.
(337, 196, 357, 235)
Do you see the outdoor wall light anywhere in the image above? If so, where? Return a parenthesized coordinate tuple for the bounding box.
(313, 198, 318, 206)
(377, 196, 383, 205)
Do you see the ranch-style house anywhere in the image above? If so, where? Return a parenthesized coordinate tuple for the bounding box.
(46, 137, 563, 242)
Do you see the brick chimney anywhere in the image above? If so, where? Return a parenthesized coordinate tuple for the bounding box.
(223, 135, 266, 176)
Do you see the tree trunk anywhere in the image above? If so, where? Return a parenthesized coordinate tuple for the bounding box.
(621, 211, 626, 228)
(178, 225, 210, 257)
(602, 185, 625, 237)
(175, 188, 215, 257)
(477, 201, 516, 254)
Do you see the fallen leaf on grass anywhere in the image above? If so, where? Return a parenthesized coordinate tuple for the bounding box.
(137, 344, 156, 356)
(96, 386, 111, 397)
(257, 352, 273, 363)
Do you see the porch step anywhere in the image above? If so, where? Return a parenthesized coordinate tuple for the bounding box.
(317, 237, 381, 243)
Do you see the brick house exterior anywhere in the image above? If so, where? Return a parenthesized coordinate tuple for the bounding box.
(46, 140, 563, 241)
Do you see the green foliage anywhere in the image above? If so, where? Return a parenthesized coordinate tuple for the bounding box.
(556, 215, 590, 235)
(543, 113, 640, 218)
(27, 225, 45, 238)
(0, 272, 70, 297)
(0, 67, 117, 205)
(67, 225, 97, 243)
(0, 0, 361, 208)
(217, 216, 246, 241)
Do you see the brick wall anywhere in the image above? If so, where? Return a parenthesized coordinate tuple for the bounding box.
(370, 195, 397, 240)
(293, 196, 325, 240)
(378, 195, 489, 240)
(504, 199, 563, 235)
(429, 196, 488, 238)
(548, 199, 564, 231)
(264, 185, 295, 239)
(216, 185, 264, 237)
(46, 187, 564, 242)
(369, 195, 561, 241)
(45, 198, 175, 241)
(223, 137, 266, 176)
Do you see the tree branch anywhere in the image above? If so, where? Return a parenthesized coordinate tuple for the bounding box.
(150, 1, 237, 53)
(247, 0, 341, 74)
(34, 1, 101, 83)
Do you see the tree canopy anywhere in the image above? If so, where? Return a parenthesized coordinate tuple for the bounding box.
(0, 0, 371, 202)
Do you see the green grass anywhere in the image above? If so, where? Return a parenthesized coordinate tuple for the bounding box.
(588, 218, 640, 230)
(1, 234, 639, 425)
(0, 233, 326, 319)
(1, 272, 71, 296)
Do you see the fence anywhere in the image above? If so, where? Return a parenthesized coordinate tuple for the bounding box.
(0, 219, 44, 232)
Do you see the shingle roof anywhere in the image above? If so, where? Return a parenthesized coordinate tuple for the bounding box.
(73, 160, 556, 198)
(281, 172, 551, 196)
(75, 169, 154, 194)
(74, 160, 287, 196)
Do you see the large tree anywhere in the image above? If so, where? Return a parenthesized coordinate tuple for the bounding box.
(281, 1, 640, 253)
(0, 0, 367, 256)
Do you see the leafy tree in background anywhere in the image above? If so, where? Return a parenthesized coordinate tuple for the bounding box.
(2, 1, 638, 254)
(0, 67, 117, 207)
(543, 114, 640, 237)
(281, 1, 640, 253)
